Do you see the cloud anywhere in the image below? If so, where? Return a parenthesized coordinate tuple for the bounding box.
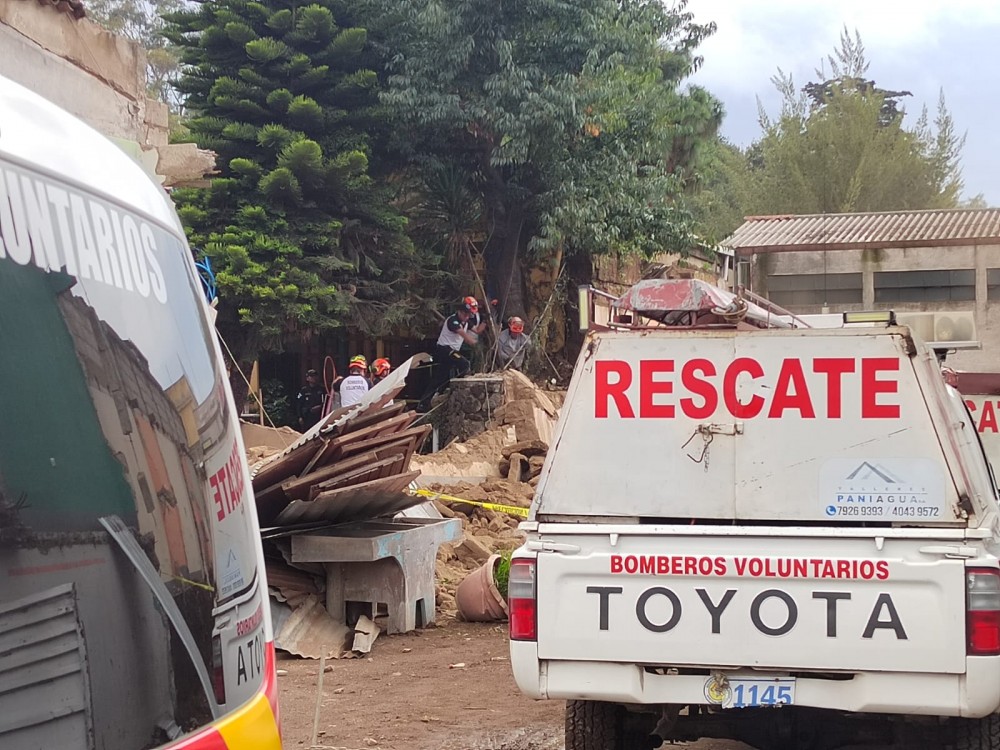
(686, 1, 1000, 202)
(691, 0, 1000, 89)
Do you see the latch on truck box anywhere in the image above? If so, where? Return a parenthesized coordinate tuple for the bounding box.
(682, 423, 744, 464)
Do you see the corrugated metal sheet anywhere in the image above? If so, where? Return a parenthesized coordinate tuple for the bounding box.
(724, 208, 1000, 254)
(0, 583, 93, 750)
(273, 595, 350, 659)
(273, 471, 423, 525)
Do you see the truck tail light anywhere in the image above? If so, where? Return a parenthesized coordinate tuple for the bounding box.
(967, 568, 1000, 656)
(211, 635, 227, 705)
(509, 558, 537, 642)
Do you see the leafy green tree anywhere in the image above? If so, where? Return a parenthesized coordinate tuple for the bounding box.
(364, 0, 720, 322)
(688, 138, 753, 245)
(692, 29, 966, 241)
(165, 0, 416, 391)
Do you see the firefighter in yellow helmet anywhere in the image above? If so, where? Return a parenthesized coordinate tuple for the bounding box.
(335, 354, 370, 407)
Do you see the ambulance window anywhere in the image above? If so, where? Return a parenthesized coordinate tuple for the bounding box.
(0, 160, 263, 745)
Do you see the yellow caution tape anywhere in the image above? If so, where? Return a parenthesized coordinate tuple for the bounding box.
(168, 574, 216, 592)
(414, 488, 530, 518)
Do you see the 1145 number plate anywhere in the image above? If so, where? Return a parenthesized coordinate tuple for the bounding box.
(704, 676, 795, 709)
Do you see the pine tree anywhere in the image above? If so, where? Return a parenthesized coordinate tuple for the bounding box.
(165, 0, 416, 386)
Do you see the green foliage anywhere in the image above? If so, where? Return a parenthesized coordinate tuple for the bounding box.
(690, 30, 966, 241)
(262, 379, 296, 427)
(688, 139, 753, 244)
(365, 0, 720, 318)
(494, 549, 513, 601)
(167, 0, 422, 366)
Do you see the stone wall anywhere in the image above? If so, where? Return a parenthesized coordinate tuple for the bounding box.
(436, 376, 505, 445)
(433, 370, 561, 450)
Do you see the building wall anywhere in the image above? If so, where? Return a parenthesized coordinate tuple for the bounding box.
(0, 1, 158, 142)
(750, 243, 1000, 370)
(0, 0, 214, 185)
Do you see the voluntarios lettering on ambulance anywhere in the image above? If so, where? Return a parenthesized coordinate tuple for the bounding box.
(594, 357, 900, 420)
(0, 161, 168, 303)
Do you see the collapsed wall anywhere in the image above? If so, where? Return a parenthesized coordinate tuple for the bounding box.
(414, 370, 565, 616)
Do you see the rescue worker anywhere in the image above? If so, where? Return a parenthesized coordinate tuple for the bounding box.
(296, 368, 326, 429)
(417, 297, 487, 411)
(335, 355, 371, 407)
(497, 316, 529, 370)
(371, 357, 392, 386)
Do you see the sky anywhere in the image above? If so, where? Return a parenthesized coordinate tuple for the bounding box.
(687, 0, 1000, 204)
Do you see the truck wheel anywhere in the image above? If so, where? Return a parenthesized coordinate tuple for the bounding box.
(950, 713, 1000, 750)
(565, 700, 624, 750)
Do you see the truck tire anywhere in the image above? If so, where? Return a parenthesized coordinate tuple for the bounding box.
(950, 714, 1000, 750)
(565, 700, 624, 750)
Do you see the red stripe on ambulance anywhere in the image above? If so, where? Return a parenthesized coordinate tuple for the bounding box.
(595, 357, 900, 420)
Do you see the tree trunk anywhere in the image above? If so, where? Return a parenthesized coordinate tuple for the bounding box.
(526, 241, 565, 355)
(487, 202, 528, 321)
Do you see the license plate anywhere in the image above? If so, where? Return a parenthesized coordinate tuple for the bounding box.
(704, 675, 795, 709)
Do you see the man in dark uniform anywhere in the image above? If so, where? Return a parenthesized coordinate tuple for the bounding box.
(296, 368, 326, 429)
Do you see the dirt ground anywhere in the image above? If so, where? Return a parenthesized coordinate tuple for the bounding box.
(276, 620, 754, 750)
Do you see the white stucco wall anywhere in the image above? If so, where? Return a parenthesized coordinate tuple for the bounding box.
(751, 243, 1000, 371)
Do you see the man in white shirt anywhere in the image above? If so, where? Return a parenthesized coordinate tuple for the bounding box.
(417, 297, 487, 411)
(336, 355, 371, 407)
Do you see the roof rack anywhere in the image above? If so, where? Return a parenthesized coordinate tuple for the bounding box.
(578, 278, 811, 332)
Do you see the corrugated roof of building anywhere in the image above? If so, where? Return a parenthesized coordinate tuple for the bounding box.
(723, 208, 1000, 255)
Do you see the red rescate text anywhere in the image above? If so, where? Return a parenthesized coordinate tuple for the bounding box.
(595, 357, 900, 420)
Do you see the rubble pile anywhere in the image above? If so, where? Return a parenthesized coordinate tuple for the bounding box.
(431, 370, 560, 452)
(240, 357, 567, 638)
(416, 373, 566, 618)
(250, 400, 427, 528)
(429, 486, 529, 617)
(243, 360, 446, 659)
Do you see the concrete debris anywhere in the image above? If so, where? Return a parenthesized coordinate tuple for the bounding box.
(241, 421, 301, 452)
(351, 615, 380, 655)
(500, 440, 549, 460)
(506, 453, 528, 482)
(455, 536, 493, 564)
(413, 372, 565, 620)
(274, 595, 351, 660)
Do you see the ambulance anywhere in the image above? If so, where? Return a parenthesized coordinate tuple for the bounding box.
(509, 279, 1000, 750)
(0, 76, 280, 748)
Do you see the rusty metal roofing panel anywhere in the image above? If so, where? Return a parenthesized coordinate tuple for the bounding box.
(0, 584, 93, 750)
(724, 208, 1000, 253)
(273, 471, 423, 526)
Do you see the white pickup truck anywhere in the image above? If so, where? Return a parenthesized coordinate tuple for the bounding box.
(508, 279, 1000, 750)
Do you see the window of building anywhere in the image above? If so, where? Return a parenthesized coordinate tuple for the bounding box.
(767, 273, 863, 307)
(987, 269, 1000, 301)
(874, 270, 975, 303)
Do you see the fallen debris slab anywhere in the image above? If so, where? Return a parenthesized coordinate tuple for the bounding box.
(275, 595, 351, 660)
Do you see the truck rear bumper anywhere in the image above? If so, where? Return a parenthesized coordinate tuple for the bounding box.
(511, 643, 1000, 718)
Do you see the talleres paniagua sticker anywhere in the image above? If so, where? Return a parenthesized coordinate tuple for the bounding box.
(819, 458, 948, 521)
